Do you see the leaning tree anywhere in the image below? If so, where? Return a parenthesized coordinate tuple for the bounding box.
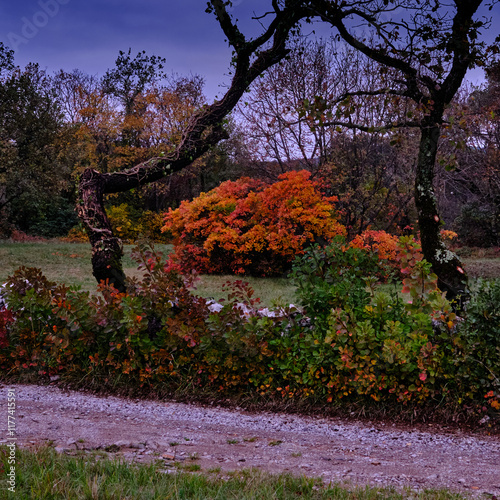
(77, 0, 310, 291)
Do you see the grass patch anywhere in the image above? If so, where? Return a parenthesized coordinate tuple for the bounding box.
(0, 241, 171, 293)
(1, 445, 465, 499)
(1, 240, 497, 307)
(191, 274, 298, 307)
(0, 240, 298, 306)
(462, 257, 500, 280)
(0, 240, 96, 292)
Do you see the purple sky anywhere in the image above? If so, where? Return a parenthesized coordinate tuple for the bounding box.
(1, 0, 498, 101)
(0, 0, 250, 100)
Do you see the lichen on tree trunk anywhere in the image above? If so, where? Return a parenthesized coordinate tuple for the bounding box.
(414, 124, 469, 304)
(77, 168, 127, 292)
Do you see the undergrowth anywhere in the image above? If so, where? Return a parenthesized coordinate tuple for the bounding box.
(0, 238, 498, 430)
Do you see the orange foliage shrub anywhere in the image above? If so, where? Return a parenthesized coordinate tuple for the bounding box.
(350, 229, 457, 279)
(440, 229, 458, 244)
(349, 230, 424, 280)
(349, 230, 401, 265)
(163, 170, 345, 276)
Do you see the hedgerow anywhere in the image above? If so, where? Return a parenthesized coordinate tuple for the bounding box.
(0, 240, 498, 423)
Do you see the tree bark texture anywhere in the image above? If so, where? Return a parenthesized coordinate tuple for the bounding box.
(76, 0, 306, 291)
(414, 124, 469, 303)
(77, 169, 127, 291)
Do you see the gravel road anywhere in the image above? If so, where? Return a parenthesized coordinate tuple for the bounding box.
(1, 383, 499, 497)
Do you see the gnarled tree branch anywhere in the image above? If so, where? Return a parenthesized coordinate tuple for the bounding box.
(77, 0, 309, 291)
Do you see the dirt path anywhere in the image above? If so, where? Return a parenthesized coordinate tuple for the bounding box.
(1, 383, 499, 497)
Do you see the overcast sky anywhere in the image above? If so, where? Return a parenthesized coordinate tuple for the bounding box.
(1, 0, 498, 101)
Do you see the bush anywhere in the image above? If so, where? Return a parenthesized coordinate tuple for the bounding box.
(349, 229, 456, 279)
(64, 204, 169, 243)
(62, 225, 88, 242)
(162, 170, 345, 276)
(349, 230, 402, 280)
(454, 280, 500, 410)
(0, 246, 210, 384)
(0, 240, 498, 417)
(107, 204, 169, 243)
(290, 237, 382, 331)
(287, 236, 461, 403)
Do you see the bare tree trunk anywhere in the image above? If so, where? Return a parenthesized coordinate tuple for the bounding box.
(414, 124, 469, 304)
(77, 169, 127, 291)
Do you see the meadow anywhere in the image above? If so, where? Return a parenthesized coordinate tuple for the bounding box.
(0, 240, 298, 306)
(1, 239, 498, 305)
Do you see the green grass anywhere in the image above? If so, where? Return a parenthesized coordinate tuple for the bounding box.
(0, 445, 465, 499)
(0, 240, 497, 307)
(461, 257, 500, 280)
(191, 274, 298, 307)
(0, 240, 97, 291)
(0, 240, 298, 306)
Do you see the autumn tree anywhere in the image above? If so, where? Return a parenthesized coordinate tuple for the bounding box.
(102, 48, 167, 157)
(297, 0, 499, 302)
(52, 69, 119, 177)
(54, 61, 209, 213)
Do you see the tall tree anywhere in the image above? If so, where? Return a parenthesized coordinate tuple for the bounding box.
(0, 42, 14, 76)
(0, 62, 68, 234)
(299, 0, 499, 302)
(102, 49, 167, 148)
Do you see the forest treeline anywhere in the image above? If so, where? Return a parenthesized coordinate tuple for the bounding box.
(0, 39, 498, 247)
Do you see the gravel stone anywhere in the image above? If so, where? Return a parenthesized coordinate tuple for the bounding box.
(1, 383, 499, 497)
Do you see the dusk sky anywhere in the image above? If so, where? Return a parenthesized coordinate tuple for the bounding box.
(1, 1, 498, 101)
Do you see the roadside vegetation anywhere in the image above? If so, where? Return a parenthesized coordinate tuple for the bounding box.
(1, 235, 499, 432)
(0, 445, 465, 500)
